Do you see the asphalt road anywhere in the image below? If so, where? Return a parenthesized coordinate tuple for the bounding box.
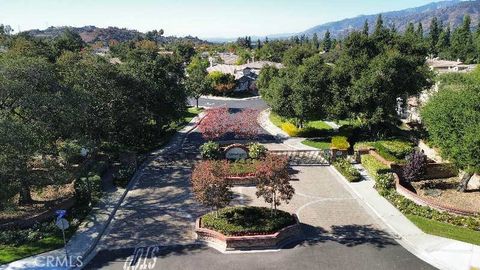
(188, 96, 268, 109)
(86, 96, 437, 270)
(87, 240, 435, 270)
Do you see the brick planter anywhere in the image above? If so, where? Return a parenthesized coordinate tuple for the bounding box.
(195, 214, 303, 251)
(393, 173, 478, 216)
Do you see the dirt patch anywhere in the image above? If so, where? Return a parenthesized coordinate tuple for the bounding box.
(412, 178, 480, 213)
(0, 183, 74, 224)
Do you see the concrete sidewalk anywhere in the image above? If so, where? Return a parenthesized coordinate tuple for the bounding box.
(258, 109, 480, 270)
(0, 112, 207, 270)
(345, 165, 480, 270)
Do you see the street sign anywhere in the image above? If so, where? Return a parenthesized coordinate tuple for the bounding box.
(56, 218, 70, 230)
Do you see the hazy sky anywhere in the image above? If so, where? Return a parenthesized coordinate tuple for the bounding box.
(0, 0, 443, 38)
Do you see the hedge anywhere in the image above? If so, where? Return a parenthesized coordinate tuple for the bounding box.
(281, 122, 299, 137)
(331, 136, 350, 150)
(201, 206, 296, 236)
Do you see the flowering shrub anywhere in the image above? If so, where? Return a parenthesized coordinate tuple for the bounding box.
(248, 143, 267, 159)
(333, 158, 361, 182)
(281, 122, 299, 137)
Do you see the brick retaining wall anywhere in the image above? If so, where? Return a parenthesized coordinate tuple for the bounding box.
(195, 214, 303, 251)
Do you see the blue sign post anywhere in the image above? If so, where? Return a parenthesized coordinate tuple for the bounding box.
(55, 210, 69, 258)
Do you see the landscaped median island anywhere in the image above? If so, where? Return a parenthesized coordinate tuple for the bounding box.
(191, 111, 302, 250)
(195, 206, 301, 251)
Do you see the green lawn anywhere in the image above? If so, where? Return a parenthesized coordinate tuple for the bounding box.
(407, 214, 480, 246)
(307, 120, 333, 130)
(0, 236, 64, 264)
(302, 139, 331, 150)
(184, 107, 204, 123)
(269, 112, 332, 136)
(269, 112, 285, 128)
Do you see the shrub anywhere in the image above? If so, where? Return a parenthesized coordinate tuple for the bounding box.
(201, 206, 296, 236)
(58, 140, 85, 164)
(281, 122, 299, 137)
(354, 141, 375, 151)
(200, 141, 221, 160)
(402, 151, 427, 183)
(74, 173, 102, 203)
(333, 159, 362, 182)
(248, 143, 267, 159)
(378, 140, 414, 159)
(375, 173, 395, 196)
(331, 136, 350, 150)
(113, 164, 136, 188)
(361, 154, 390, 180)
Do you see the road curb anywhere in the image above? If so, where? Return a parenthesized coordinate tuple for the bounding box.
(79, 112, 207, 268)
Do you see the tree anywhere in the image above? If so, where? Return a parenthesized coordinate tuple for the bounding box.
(428, 17, 440, 56)
(291, 55, 333, 127)
(173, 42, 195, 63)
(52, 28, 85, 56)
(207, 71, 236, 96)
(282, 45, 315, 66)
(416, 22, 424, 40)
(198, 107, 260, 140)
(450, 15, 476, 63)
(363, 20, 369, 36)
(421, 81, 480, 184)
(186, 57, 211, 107)
(312, 33, 320, 49)
(323, 30, 332, 52)
(373, 14, 385, 37)
(191, 160, 232, 215)
(255, 154, 294, 214)
(437, 24, 451, 59)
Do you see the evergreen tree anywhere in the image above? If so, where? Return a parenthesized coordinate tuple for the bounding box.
(451, 15, 476, 63)
(312, 33, 320, 50)
(257, 38, 262, 49)
(429, 17, 440, 56)
(374, 14, 384, 37)
(405, 22, 416, 39)
(437, 23, 451, 59)
(363, 20, 369, 36)
(323, 30, 332, 52)
(416, 22, 424, 40)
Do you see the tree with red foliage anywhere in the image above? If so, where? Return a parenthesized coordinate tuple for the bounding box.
(191, 160, 232, 215)
(255, 154, 294, 214)
(198, 107, 261, 141)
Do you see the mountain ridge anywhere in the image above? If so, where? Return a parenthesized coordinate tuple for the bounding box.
(302, 0, 480, 38)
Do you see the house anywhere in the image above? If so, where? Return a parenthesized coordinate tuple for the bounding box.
(426, 58, 476, 73)
(206, 61, 283, 92)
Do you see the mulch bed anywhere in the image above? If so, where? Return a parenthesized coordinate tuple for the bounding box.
(412, 177, 480, 214)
